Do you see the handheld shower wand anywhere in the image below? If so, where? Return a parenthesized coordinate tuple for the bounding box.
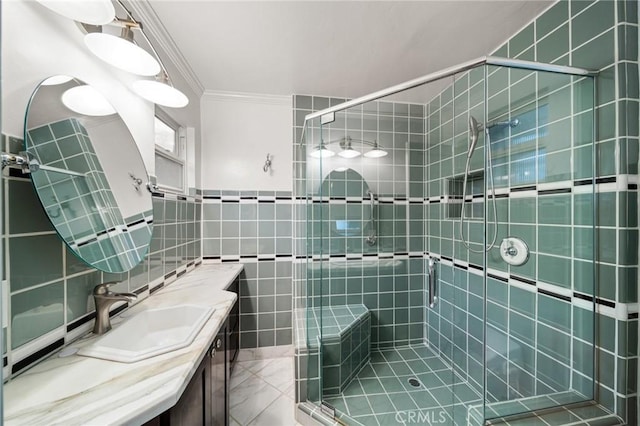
(467, 116, 480, 159)
(460, 115, 495, 253)
(466, 116, 518, 160)
(460, 116, 519, 253)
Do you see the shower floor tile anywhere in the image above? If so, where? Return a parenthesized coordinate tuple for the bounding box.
(324, 344, 482, 426)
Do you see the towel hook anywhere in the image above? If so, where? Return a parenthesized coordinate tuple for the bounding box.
(263, 154, 272, 173)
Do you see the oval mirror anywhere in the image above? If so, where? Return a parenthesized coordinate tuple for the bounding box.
(320, 168, 377, 248)
(24, 76, 153, 273)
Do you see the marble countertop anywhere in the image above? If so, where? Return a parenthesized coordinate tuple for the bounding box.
(4, 263, 243, 426)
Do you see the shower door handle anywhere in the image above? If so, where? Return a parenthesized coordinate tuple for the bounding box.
(428, 257, 438, 308)
(365, 190, 377, 246)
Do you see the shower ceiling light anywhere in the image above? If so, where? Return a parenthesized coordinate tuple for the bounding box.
(35, 0, 115, 25)
(364, 141, 388, 158)
(85, 27, 161, 76)
(62, 85, 116, 116)
(310, 142, 335, 158)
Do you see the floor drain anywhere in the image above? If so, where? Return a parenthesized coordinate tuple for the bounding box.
(408, 378, 422, 388)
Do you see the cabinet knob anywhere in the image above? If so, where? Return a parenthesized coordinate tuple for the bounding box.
(210, 348, 216, 358)
(216, 338, 222, 349)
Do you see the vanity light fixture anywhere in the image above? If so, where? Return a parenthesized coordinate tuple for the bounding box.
(62, 85, 116, 116)
(35, 0, 115, 25)
(363, 141, 388, 158)
(84, 23, 161, 76)
(78, 1, 189, 108)
(133, 71, 189, 108)
(338, 136, 362, 159)
(327, 136, 387, 159)
(309, 141, 335, 158)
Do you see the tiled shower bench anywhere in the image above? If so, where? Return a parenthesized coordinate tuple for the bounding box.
(306, 304, 371, 396)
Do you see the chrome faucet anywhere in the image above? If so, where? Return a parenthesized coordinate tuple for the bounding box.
(93, 282, 137, 335)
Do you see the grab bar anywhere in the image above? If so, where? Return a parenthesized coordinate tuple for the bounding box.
(365, 190, 377, 246)
(428, 257, 438, 308)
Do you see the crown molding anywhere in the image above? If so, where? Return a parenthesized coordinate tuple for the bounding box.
(202, 91, 292, 107)
(123, 0, 204, 97)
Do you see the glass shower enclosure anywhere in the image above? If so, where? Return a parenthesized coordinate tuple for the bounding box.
(299, 57, 596, 425)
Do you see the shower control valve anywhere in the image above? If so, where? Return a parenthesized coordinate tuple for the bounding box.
(499, 236, 529, 266)
(503, 245, 518, 257)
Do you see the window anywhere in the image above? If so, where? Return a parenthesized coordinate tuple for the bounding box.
(155, 116, 177, 153)
(154, 109, 185, 192)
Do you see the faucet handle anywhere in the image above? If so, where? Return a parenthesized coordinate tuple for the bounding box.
(93, 281, 120, 296)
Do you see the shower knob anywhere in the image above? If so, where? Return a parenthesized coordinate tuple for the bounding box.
(504, 246, 518, 257)
(500, 237, 529, 266)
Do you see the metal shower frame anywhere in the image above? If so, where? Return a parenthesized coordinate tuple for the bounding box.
(304, 55, 597, 123)
(301, 54, 601, 422)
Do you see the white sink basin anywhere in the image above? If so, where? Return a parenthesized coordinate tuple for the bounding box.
(78, 304, 214, 363)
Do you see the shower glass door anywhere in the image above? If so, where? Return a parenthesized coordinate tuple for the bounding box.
(313, 96, 459, 425)
(301, 58, 595, 426)
(482, 64, 596, 420)
(445, 67, 490, 426)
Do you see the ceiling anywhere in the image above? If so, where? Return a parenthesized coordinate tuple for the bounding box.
(146, 0, 554, 102)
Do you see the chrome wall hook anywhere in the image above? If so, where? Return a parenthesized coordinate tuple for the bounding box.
(129, 172, 143, 191)
(263, 153, 272, 173)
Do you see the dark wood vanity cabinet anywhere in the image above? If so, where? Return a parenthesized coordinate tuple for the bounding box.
(227, 277, 240, 375)
(166, 357, 211, 425)
(210, 325, 227, 425)
(144, 321, 229, 426)
(142, 280, 240, 426)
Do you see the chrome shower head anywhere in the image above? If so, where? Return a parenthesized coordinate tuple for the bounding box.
(487, 118, 520, 129)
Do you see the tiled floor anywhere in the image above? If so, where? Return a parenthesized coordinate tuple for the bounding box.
(486, 403, 624, 426)
(229, 356, 302, 426)
(324, 344, 482, 426)
(320, 344, 623, 426)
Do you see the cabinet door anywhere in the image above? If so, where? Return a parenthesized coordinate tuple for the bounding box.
(228, 278, 239, 372)
(168, 359, 209, 425)
(211, 327, 227, 426)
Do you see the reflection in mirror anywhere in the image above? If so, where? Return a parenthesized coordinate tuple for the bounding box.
(25, 76, 153, 273)
(320, 168, 378, 253)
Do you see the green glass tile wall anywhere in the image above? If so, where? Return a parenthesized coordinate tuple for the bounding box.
(424, 0, 638, 422)
(201, 190, 294, 348)
(305, 258, 424, 349)
(294, 2, 639, 422)
(2, 134, 201, 377)
(294, 95, 426, 348)
(293, 95, 427, 404)
(27, 118, 125, 237)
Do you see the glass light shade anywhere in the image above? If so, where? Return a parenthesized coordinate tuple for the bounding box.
(132, 80, 189, 108)
(35, 0, 115, 25)
(309, 145, 335, 158)
(42, 75, 73, 86)
(85, 32, 161, 76)
(364, 148, 388, 158)
(338, 148, 361, 158)
(61, 85, 116, 116)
